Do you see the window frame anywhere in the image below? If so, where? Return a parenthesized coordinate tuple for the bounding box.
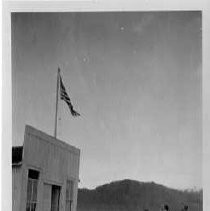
(65, 179, 74, 211)
(26, 169, 40, 211)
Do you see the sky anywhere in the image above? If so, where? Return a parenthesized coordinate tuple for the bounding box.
(12, 12, 202, 190)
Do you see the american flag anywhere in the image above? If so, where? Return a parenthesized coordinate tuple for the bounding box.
(59, 73, 80, 117)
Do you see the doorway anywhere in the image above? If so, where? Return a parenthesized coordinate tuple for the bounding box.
(51, 185, 61, 211)
(43, 184, 61, 211)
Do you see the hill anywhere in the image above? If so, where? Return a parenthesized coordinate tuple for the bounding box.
(77, 179, 202, 211)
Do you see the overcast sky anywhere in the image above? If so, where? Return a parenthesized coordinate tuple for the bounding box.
(12, 11, 202, 190)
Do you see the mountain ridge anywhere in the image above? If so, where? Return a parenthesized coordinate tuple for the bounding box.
(77, 179, 202, 211)
(79, 179, 201, 192)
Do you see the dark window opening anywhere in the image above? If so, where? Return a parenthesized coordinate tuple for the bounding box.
(28, 169, 39, 179)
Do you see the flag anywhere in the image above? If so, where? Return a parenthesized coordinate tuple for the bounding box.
(59, 73, 80, 117)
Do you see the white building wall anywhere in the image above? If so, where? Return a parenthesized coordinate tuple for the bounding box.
(12, 166, 23, 211)
(13, 125, 80, 211)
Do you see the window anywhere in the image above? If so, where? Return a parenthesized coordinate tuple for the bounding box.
(26, 169, 39, 211)
(65, 180, 74, 211)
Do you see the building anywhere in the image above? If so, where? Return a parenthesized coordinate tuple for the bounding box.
(12, 125, 80, 211)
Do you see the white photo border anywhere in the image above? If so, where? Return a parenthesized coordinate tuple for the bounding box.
(1, 1, 209, 210)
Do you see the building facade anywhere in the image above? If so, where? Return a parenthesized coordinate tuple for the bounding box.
(12, 125, 80, 211)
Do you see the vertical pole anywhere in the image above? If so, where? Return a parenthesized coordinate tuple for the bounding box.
(54, 67, 60, 138)
(70, 201, 72, 211)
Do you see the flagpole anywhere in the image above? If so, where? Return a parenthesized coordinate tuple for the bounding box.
(54, 67, 60, 138)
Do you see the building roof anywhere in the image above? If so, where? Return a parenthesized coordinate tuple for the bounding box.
(12, 146, 23, 165)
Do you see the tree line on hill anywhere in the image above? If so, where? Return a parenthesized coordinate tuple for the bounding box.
(77, 179, 202, 211)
